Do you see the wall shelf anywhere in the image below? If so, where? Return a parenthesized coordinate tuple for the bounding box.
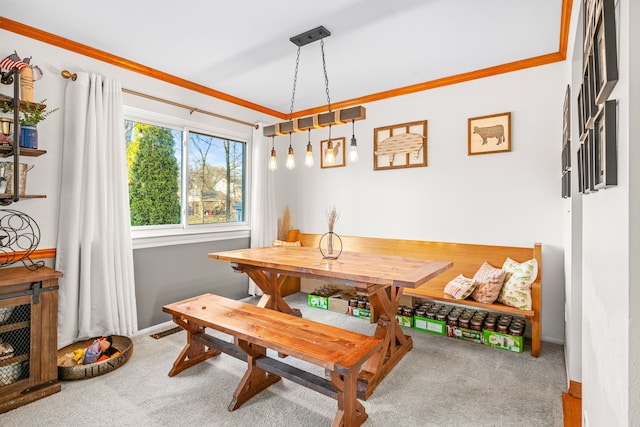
(0, 146, 46, 158)
(0, 68, 48, 204)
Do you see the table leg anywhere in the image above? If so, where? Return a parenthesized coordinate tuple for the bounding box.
(355, 285, 413, 400)
(229, 340, 281, 411)
(168, 316, 220, 377)
(244, 269, 301, 317)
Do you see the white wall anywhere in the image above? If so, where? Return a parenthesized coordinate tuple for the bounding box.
(274, 62, 567, 343)
(563, 0, 585, 388)
(628, 0, 640, 423)
(566, 0, 636, 425)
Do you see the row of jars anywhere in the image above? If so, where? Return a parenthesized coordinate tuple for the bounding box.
(397, 302, 525, 337)
(348, 295, 371, 310)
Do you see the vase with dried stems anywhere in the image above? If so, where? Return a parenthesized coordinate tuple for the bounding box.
(321, 207, 341, 259)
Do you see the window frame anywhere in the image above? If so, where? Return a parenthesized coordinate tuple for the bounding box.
(124, 106, 252, 249)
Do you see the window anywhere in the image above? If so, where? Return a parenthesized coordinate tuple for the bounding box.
(187, 131, 246, 225)
(124, 114, 247, 237)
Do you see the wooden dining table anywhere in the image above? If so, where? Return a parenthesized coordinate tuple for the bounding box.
(209, 245, 452, 399)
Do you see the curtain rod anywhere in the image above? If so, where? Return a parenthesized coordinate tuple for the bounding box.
(60, 70, 258, 129)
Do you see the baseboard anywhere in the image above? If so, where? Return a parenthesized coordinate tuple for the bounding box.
(568, 380, 582, 399)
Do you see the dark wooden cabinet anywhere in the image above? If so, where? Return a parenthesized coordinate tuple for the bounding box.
(0, 266, 62, 413)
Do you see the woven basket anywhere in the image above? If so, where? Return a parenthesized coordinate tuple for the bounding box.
(57, 335, 133, 381)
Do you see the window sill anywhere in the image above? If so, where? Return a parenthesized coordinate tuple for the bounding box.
(132, 225, 251, 249)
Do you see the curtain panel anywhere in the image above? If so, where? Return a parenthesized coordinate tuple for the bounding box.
(248, 123, 277, 296)
(56, 72, 137, 347)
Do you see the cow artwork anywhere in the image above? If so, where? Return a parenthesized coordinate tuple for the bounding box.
(473, 125, 505, 145)
(468, 112, 511, 155)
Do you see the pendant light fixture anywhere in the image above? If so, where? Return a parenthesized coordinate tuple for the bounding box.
(263, 26, 366, 161)
(349, 120, 358, 162)
(304, 129, 314, 167)
(325, 125, 335, 165)
(269, 136, 277, 171)
(285, 134, 295, 170)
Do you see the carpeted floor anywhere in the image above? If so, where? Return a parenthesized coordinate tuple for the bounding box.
(0, 292, 566, 426)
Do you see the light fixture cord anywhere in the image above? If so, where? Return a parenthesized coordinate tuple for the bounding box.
(321, 39, 331, 112)
(289, 46, 301, 119)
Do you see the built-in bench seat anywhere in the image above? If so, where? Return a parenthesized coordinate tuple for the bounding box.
(163, 293, 383, 427)
(286, 230, 542, 357)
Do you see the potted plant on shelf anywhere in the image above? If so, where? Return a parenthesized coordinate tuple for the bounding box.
(0, 99, 58, 149)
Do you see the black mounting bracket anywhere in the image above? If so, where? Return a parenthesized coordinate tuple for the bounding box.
(290, 26, 331, 47)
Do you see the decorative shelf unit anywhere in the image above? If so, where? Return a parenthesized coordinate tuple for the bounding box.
(0, 266, 62, 413)
(0, 70, 48, 204)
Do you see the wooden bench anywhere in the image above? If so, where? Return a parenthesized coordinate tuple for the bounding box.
(163, 293, 383, 427)
(286, 230, 542, 357)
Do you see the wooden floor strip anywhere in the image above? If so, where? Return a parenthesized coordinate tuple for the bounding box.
(562, 392, 582, 427)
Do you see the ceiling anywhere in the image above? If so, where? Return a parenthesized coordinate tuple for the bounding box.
(2, 0, 567, 118)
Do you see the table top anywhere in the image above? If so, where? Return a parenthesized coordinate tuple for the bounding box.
(209, 246, 452, 289)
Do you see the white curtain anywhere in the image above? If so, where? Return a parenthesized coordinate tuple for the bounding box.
(56, 72, 138, 347)
(248, 123, 277, 296)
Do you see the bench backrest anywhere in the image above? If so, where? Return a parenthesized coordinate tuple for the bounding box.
(163, 293, 382, 374)
(288, 230, 541, 288)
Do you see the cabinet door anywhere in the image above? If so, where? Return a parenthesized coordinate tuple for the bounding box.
(0, 294, 33, 393)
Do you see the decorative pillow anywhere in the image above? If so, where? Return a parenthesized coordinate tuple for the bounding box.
(497, 258, 538, 310)
(272, 239, 301, 247)
(471, 262, 506, 304)
(444, 274, 476, 300)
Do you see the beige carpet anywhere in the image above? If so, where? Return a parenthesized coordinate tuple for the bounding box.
(0, 292, 566, 426)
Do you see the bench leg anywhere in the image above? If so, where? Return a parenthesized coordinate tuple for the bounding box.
(168, 317, 220, 377)
(229, 340, 281, 411)
(330, 371, 368, 427)
(531, 314, 541, 357)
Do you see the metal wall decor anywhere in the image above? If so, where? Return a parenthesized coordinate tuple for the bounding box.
(577, 0, 618, 195)
(0, 209, 43, 269)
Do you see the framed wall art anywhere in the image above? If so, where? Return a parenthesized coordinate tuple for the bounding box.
(562, 85, 571, 198)
(373, 120, 427, 170)
(593, 0, 618, 104)
(577, 144, 585, 194)
(468, 112, 511, 155)
(586, 129, 598, 193)
(320, 137, 346, 168)
(593, 99, 617, 189)
(577, 85, 587, 141)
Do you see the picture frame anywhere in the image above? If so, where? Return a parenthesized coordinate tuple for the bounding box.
(563, 85, 571, 144)
(320, 137, 346, 168)
(373, 120, 427, 170)
(562, 86, 571, 198)
(584, 50, 599, 130)
(585, 129, 598, 193)
(468, 112, 511, 155)
(593, 99, 617, 189)
(577, 144, 585, 194)
(577, 84, 587, 141)
(562, 170, 571, 199)
(583, 0, 596, 59)
(593, 0, 618, 104)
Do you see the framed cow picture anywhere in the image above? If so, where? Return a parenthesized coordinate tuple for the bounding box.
(468, 112, 511, 155)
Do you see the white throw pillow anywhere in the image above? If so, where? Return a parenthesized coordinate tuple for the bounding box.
(497, 257, 538, 310)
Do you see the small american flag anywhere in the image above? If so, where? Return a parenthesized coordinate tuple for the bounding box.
(0, 52, 29, 71)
